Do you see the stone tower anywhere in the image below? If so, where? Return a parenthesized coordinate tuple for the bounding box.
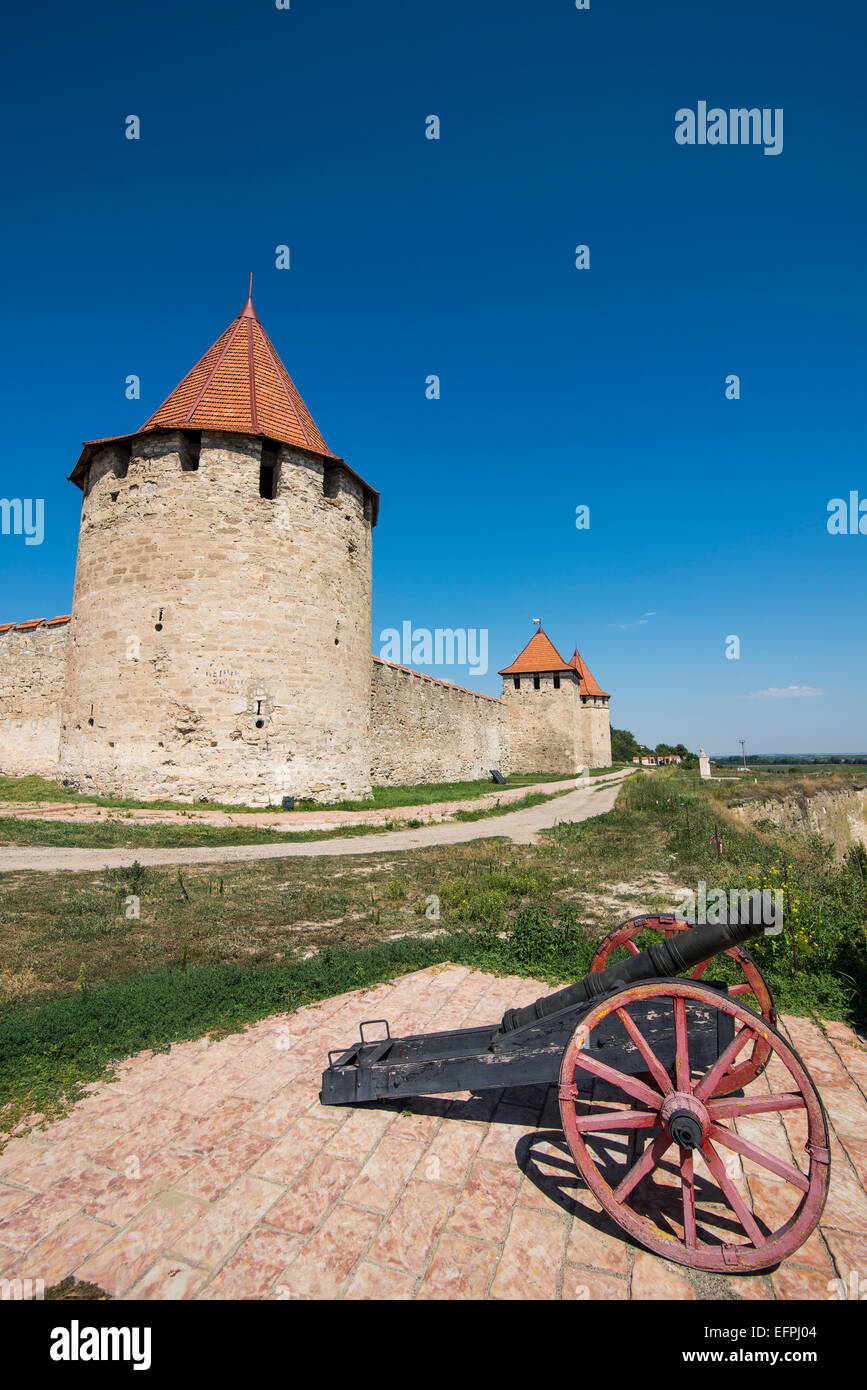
(58, 287, 378, 806)
(498, 627, 611, 772)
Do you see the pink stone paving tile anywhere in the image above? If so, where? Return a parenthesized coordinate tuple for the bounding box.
(839, 1136, 867, 1190)
(417, 1230, 498, 1299)
(826, 1163, 867, 1231)
(726, 1274, 773, 1300)
(562, 1266, 627, 1300)
(198, 1226, 302, 1299)
(7, 1140, 95, 1194)
(249, 1118, 333, 1185)
(76, 1191, 205, 1296)
(415, 1120, 483, 1187)
(343, 1261, 417, 1300)
(345, 1134, 426, 1213)
(2, 1215, 113, 1287)
(366, 1180, 454, 1276)
(170, 1175, 283, 1268)
(0, 1190, 83, 1252)
(242, 1087, 324, 1140)
(231, 1057, 307, 1104)
(490, 1206, 568, 1300)
(0, 1185, 31, 1222)
(448, 1158, 522, 1244)
(81, 1172, 168, 1228)
(819, 1085, 867, 1143)
(276, 1203, 381, 1299)
(176, 1132, 273, 1201)
(476, 1122, 524, 1166)
(173, 1098, 260, 1156)
(631, 1252, 698, 1300)
(823, 1228, 867, 1286)
(97, 1111, 191, 1170)
(323, 1106, 396, 1160)
(124, 1257, 208, 1301)
(264, 1155, 358, 1235)
(565, 1213, 629, 1276)
(771, 1265, 837, 1300)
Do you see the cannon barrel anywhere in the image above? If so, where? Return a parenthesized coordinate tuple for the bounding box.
(499, 902, 776, 1033)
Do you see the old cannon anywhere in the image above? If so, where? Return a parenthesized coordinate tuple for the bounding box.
(321, 905, 830, 1273)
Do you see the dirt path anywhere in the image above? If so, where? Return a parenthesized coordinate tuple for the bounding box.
(0, 773, 631, 874)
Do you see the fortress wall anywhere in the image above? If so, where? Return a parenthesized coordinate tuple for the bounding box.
(370, 659, 509, 785)
(583, 700, 613, 768)
(0, 621, 69, 777)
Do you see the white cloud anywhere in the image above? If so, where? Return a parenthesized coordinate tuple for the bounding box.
(608, 611, 657, 630)
(738, 686, 824, 700)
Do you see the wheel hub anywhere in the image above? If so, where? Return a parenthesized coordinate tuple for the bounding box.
(660, 1092, 709, 1150)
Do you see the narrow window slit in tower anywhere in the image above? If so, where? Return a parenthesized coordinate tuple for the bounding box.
(513, 677, 520, 690)
(259, 443, 278, 499)
(182, 432, 201, 472)
(323, 465, 340, 499)
(155, 609, 164, 632)
(533, 675, 540, 691)
(553, 675, 560, 689)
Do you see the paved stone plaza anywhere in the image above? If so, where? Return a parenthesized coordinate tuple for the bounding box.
(1, 965, 865, 1300)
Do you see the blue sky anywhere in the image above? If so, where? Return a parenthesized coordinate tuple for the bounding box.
(1, 0, 865, 754)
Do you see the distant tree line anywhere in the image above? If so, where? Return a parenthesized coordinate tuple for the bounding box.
(610, 728, 695, 767)
(715, 754, 867, 765)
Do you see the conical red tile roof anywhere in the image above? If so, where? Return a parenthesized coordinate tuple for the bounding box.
(70, 287, 378, 520)
(138, 293, 335, 454)
(570, 647, 610, 698)
(498, 627, 572, 675)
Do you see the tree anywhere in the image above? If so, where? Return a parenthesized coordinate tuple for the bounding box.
(610, 727, 640, 763)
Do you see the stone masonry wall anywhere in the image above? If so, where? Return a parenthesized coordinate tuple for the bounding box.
(0, 621, 69, 777)
(370, 659, 509, 785)
(583, 698, 613, 768)
(502, 671, 583, 774)
(57, 432, 373, 805)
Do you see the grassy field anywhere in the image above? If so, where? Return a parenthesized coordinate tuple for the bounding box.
(0, 767, 864, 1138)
(0, 768, 618, 817)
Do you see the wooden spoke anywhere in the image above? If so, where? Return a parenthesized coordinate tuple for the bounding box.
(674, 996, 690, 1093)
(708, 1093, 807, 1120)
(615, 1006, 674, 1096)
(694, 1025, 754, 1101)
(708, 1123, 810, 1193)
(680, 1149, 697, 1249)
(571, 1051, 663, 1110)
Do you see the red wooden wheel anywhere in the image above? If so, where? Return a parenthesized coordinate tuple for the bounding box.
(559, 980, 830, 1273)
(590, 914, 775, 1093)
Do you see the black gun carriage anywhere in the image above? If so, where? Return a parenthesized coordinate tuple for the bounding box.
(322, 905, 830, 1272)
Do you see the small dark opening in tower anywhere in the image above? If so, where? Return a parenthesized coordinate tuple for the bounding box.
(182, 432, 201, 472)
(155, 608, 164, 632)
(553, 674, 560, 689)
(255, 719, 265, 729)
(513, 677, 520, 690)
(259, 443, 278, 499)
(533, 675, 540, 691)
(323, 465, 341, 499)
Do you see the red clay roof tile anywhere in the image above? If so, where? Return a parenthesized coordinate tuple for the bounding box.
(70, 289, 378, 521)
(569, 647, 610, 698)
(498, 627, 572, 675)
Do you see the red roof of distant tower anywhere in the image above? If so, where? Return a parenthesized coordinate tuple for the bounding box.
(498, 627, 572, 675)
(70, 282, 378, 520)
(570, 647, 610, 698)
